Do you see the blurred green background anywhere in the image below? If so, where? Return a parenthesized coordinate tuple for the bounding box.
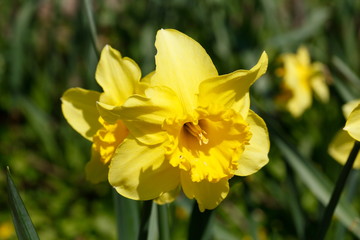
(1, 0, 360, 239)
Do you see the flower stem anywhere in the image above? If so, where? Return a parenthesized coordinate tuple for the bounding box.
(316, 141, 360, 240)
(137, 201, 153, 240)
(157, 204, 170, 240)
(83, 0, 99, 58)
(188, 201, 213, 240)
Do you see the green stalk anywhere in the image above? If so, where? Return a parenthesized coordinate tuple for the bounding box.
(188, 201, 213, 240)
(137, 201, 153, 240)
(113, 190, 140, 240)
(316, 141, 360, 240)
(157, 204, 170, 240)
(83, 0, 99, 58)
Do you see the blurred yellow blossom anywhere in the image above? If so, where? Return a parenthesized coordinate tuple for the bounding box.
(329, 100, 360, 168)
(61, 45, 140, 183)
(276, 46, 329, 117)
(0, 221, 14, 239)
(99, 29, 270, 211)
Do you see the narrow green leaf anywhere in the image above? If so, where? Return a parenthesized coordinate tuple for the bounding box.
(316, 142, 360, 240)
(157, 204, 170, 240)
(334, 170, 360, 239)
(332, 76, 356, 102)
(84, 0, 100, 58)
(332, 56, 360, 87)
(267, 8, 330, 48)
(10, 1, 35, 95)
(6, 167, 40, 240)
(285, 165, 305, 240)
(138, 201, 153, 240)
(273, 135, 360, 237)
(188, 202, 213, 240)
(113, 190, 140, 240)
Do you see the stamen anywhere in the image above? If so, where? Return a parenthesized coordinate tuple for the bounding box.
(184, 122, 209, 145)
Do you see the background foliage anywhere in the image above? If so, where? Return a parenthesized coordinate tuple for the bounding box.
(1, 0, 360, 239)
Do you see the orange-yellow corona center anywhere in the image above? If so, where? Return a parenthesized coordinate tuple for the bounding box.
(184, 122, 209, 145)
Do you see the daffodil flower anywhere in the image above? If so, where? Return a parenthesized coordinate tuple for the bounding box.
(99, 29, 270, 211)
(61, 45, 141, 183)
(276, 46, 329, 117)
(329, 100, 360, 168)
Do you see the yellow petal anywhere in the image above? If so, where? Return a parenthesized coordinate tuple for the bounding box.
(153, 29, 218, 112)
(109, 137, 180, 200)
(328, 130, 360, 168)
(85, 148, 108, 183)
(61, 88, 102, 141)
(96, 45, 141, 106)
(282, 54, 312, 117)
(342, 100, 360, 119)
(180, 171, 229, 212)
(98, 86, 182, 145)
(235, 110, 270, 176)
(154, 186, 181, 205)
(297, 46, 310, 66)
(310, 63, 329, 102)
(344, 104, 360, 141)
(198, 52, 268, 119)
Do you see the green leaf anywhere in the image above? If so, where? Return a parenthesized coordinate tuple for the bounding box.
(157, 204, 170, 240)
(6, 167, 40, 240)
(188, 202, 213, 240)
(113, 190, 140, 240)
(266, 8, 330, 49)
(272, 135, 360, 237)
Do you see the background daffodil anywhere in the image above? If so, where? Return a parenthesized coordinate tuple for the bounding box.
(276, 46, 329, 117)
(329, 100, 360, 168)
(99, 29, 270, 211)
(61, 45, 141, 183)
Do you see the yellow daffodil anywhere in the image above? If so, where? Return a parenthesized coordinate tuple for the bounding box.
(329, 100, 360, 168)
(61, 45, 141, 183)
(99, 29, 270, 211)
(276, 46, 329, 117)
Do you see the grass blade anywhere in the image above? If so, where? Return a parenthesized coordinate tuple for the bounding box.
(272, 134, 360, 237)
(6, 167, 40, 240)
(157, 204, 170, 240)
(188, 202, 213, 240)
(83, 0, 99, 58)
(138, 201, 153, 240)
(332, 56, 360, 87)
(113, 190, 140, 240)
(316, 141, 360, 240)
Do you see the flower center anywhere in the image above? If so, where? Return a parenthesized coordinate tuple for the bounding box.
(184, 122, 209, 145)
(164, 107, 252, 183)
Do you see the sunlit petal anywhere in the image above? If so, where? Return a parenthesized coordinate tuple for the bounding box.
(61, 88, 102, 141)
(198, 52, 268, 118)
(328, 130, 360, 169)
(98, 86, 182, 145)
(96, 45, 141, 105)
(181, 171, 229, 212)
(342, 100, 360, 119)
(235, 110, 269, 176)
(109, 137, 180, 200)
(344, 104, 360, 141)
(153, 29, 218, 112)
